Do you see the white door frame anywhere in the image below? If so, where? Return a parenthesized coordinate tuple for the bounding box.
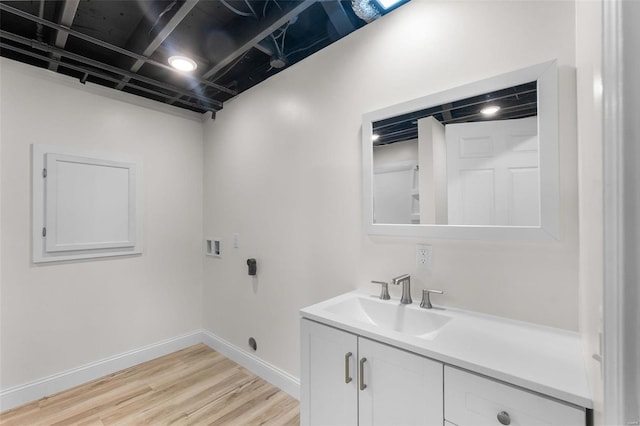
(602, 0, 639, 424)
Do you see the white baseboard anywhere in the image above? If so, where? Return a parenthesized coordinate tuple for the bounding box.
(1, 329, 301, 412)
(0, 330, 202, 412)
(201, 331, 300, 400)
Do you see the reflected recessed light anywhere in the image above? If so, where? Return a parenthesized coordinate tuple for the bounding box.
(480, 105, 501, 116)
(372, 134, 380, 141)
(168, 56, 197, 72)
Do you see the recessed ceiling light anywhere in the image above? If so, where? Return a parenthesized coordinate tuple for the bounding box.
(375, 0, 404, 10)
(168, 56, 197, 72)
(480, 105, 501, 116)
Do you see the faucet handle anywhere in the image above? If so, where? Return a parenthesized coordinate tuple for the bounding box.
(420, 289, 443, 309)
(371, 281, 390, 300)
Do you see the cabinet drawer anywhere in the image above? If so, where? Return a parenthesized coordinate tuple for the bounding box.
(444, 366, 585, 426)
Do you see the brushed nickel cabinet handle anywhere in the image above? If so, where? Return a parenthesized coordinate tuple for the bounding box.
(359, 357, 367, 390)
(344, 352, 353, 383)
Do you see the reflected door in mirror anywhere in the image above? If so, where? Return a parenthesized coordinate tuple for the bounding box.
(373, 160, 419, 224)
(446, 116, 539, 226)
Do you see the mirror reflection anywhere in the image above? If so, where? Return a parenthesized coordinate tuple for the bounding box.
(372, 82, 539, 226)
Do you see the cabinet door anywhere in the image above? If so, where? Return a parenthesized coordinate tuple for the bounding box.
(301, 319, 358, 426)
(359, 337, 444, 426)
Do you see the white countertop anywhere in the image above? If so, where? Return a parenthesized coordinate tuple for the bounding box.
(300, 290, 592, 409)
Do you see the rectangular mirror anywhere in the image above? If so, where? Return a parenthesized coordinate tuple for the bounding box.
(362, 60, 558, 240)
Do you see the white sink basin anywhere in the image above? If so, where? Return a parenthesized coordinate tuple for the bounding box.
(322, 295, 451, 337)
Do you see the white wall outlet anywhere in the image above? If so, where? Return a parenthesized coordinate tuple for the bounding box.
(416, 244, 432, 269)
(233, 233, 239, 248)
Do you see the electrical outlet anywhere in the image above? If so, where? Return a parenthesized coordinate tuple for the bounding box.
(416, 244, 432, 269)
(233, 233, 239, 248)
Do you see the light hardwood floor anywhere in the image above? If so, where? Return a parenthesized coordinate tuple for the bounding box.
(0, 344, 299, 426)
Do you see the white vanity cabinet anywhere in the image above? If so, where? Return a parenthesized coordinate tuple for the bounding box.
(444, 366, 585, 426)
(300, 291, 592, 426)
(301, 319, 444, 426)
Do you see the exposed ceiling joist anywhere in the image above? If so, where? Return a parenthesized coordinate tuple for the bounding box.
(0, 0, 388, 114)
(0, 2, 236, 96)
(48, 0, 80, 72)
(115, 0, 199, 90)
(201, 0, 317, 80)
(0, 41, 212, 112)
(254, 39, 275, 56)
(0, 29, 223, 110)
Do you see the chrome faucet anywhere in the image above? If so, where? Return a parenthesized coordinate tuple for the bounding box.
(420, 289, 443, 309)
(392, 274, 412, 304)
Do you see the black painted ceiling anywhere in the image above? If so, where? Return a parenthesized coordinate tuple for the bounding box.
(0, 0, 406, 115)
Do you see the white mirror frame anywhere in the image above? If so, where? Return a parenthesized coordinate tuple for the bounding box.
(362, 60, 559, 241)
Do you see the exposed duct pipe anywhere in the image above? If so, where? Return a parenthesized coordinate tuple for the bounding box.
(351, 0, 380, 23)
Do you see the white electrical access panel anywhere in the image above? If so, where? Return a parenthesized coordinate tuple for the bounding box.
(32, 144, 143, 263)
